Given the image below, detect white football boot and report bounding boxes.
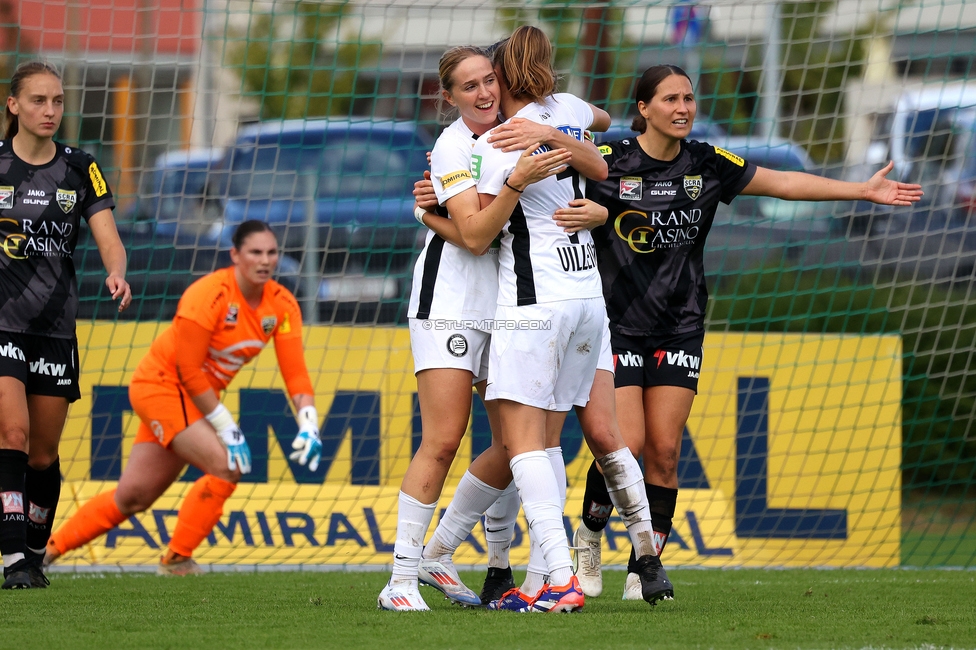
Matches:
[571,525,603,597]
[418,558,481,606]
[622,572,643,600]
[377,581,430,611]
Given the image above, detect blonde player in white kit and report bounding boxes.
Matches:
[378,45,572,612]
[452,26,667,613]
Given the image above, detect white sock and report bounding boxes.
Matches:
[390,491,436,585]
[597,449,656,558]
[546,447,567,511]
[519,447,569,594]
[510,450,573,586]
[2,552,25,569]
[422,470,502,560]
[484,482,519,569]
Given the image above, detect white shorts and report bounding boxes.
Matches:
[409,319,490,383]
[486,298,605,411]
[597,313,613,374]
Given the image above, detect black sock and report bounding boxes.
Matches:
[25,457,60,558]
[580,459,614,533]
[646,483,678,556]
[0,449,29,564]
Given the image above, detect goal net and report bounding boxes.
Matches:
[9,0,970,569]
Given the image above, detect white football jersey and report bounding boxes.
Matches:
[471,93,603,307]
[408,118,499,321]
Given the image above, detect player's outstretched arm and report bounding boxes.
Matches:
[88,208,132,312]
[741,161,923,206]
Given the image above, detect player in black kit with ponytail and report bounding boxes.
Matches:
[0,61,130,589]
[568,64,923,600]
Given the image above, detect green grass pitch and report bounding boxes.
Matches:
[5,568,974,649]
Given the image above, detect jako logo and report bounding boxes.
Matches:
[614,351,644,368]
[588,503,613,518]
[29,358,66,376]
[652,349,701,370]
[0,342,25,361]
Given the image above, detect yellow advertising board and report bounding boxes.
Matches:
[55,323,901,569]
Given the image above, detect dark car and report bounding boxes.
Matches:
[73,222,302,322]
[75,148,300,322]
[134,148,228,245]
[704,136,846,274]
[218,119,434,322]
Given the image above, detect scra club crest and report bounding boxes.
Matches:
[683,175,702,200]
[56,189,77,214]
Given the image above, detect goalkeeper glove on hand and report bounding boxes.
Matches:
[290,406,322,472]
[205,403,252,474]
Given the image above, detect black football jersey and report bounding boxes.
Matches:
[588,138,756,337]
[0,141,115,338]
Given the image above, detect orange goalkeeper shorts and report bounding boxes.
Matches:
[130,378,205,448]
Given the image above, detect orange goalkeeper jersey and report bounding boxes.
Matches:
[133,266,313,397]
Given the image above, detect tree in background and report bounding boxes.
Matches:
[224,1,380,121]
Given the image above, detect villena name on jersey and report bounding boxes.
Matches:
[557,241,597,273]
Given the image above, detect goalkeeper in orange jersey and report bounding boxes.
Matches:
[46,220,321,575]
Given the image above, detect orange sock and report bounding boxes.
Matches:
[168,475,237,557]
[50,489,127,555]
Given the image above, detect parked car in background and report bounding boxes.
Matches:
[218,118,434,323]
[706,136,847,274]
[841,82,976,280]
[75,147,299,321]
[133,147,227,245]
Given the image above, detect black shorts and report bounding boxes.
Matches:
[0,331,81,402]
[611,329,704,392]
